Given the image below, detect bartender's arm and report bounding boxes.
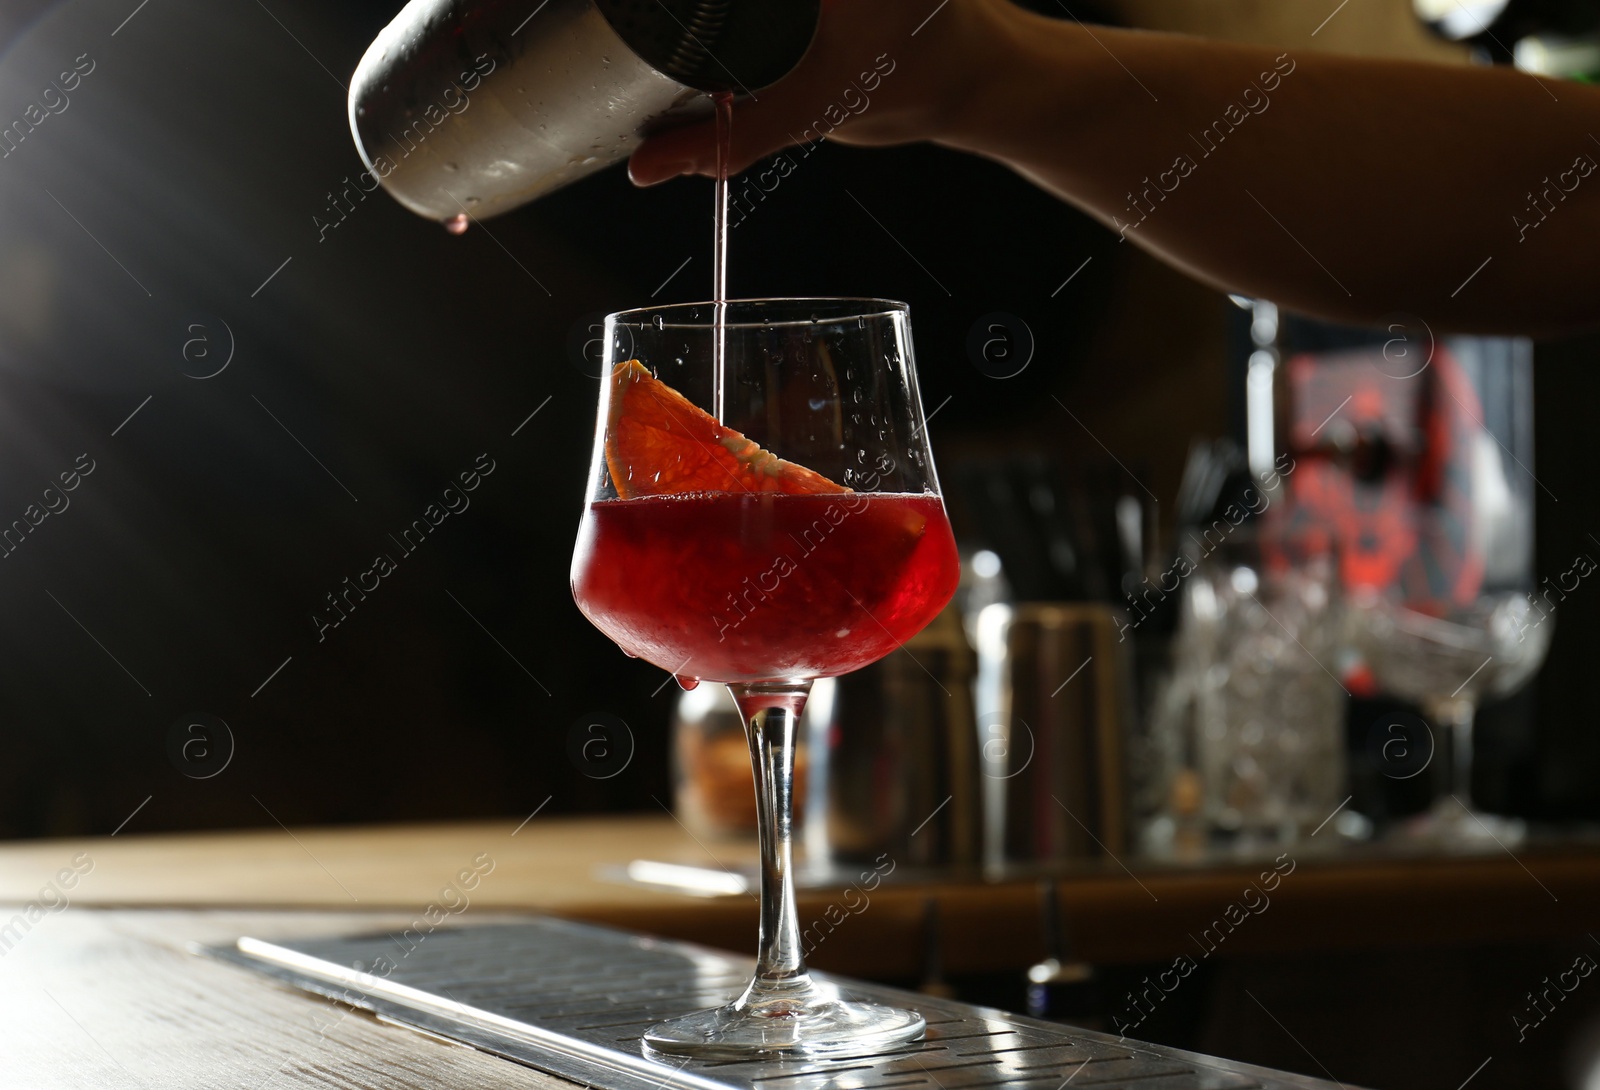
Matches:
[630,0,1600,336]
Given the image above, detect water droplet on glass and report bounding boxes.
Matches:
[444,214,469,235]
[675,675,700,691]
[653,314,666,330]
[808,397,826,411]
[443,161,459,172]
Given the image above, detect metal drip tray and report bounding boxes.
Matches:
[212,917,1344,1090]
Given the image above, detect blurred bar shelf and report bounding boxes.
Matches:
[2,814,1597,974]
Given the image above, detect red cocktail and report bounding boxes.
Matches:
[573,491,959,683]
[570,299,955,1059]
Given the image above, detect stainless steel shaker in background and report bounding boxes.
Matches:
[348,0,821,222]
[975,603,1133,868]
[804,605,982,870]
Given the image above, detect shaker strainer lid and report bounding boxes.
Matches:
[595,0,820,93]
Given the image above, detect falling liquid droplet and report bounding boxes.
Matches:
[622,649,638,659]
[675,675,700,691]
[445,214,469,235]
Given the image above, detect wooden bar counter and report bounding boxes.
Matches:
[1,814,1597,977]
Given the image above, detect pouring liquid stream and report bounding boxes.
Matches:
[711,90,733,424]
[675,90,736,696]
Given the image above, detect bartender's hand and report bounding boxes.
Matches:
[628,0,1011,185]
[632,0,1600,338]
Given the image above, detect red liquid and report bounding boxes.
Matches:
[571,492,960,683]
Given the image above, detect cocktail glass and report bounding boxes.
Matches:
[571,298,960,1058]
[1351,592,1552,842]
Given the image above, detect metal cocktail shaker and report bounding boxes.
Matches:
[974,603,1133,867]
[347,0,820,223]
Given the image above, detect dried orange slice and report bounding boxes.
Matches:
[604,360,850,498]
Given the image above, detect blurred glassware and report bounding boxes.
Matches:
[1350,592,1552,843]
[1270,332,1545,839]
[805,603,980,870]
[1148,533,1347,851]
[958,548,1012,653]
[672,682,817,840]
[675,599,981,866]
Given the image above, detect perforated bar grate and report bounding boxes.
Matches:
[213,917,1354,1090]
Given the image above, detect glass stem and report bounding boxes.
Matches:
[1430,695,1476,811]
[730,680,813,998]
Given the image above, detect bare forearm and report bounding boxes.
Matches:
[942,7,1600,334]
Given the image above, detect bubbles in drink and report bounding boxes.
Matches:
[445,214,469,235]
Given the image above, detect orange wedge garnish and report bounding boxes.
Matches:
[604,360,850,498]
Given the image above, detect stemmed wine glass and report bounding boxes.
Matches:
[1351,592,1551,842]
[571,298,961,1057]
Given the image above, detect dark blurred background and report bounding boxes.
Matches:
[0,0,1593,840]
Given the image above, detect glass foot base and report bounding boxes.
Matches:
[1396,800,1527,846]
[642,980,925,1059]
